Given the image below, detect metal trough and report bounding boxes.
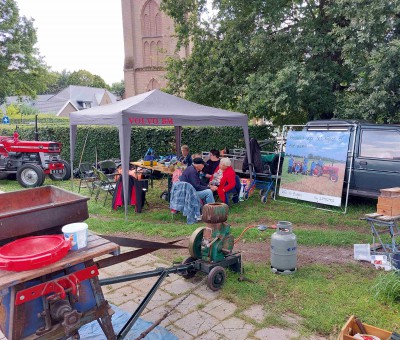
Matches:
[0,185,89,244]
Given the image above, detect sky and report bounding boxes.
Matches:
[16,0,125,85]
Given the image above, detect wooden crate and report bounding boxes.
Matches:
[380,187,400,197]
[377,195,400,216]
[338,315,392,340]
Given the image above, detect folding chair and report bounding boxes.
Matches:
[78,162,95,194]
[92,167,117,206]
[98,160,117,178]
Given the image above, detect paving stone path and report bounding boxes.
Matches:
[0,248,332,339]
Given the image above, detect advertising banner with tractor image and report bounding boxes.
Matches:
[279,130,350,207]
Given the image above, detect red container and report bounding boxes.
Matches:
[0,235,71,271]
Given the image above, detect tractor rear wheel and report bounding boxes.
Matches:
[48,160,71,181]
[17,164,45,188]
[207,266,226,291]
[330,173,338,182]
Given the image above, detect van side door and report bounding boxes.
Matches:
[353,127,400,195]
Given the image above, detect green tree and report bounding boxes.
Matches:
[67,70,108,89]
[330,0,400,123]
[0,0,47,104]
[162,0,400,125]
[110,80,125,98]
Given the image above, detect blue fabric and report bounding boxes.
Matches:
[225,175,242,204]
[179,153,192,166]
[180,165,208,191]
[196,188,215,204]
[169,182,201,224]
[78,304,177,340]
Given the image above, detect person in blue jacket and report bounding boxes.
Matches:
[310,161,316,176]
[294,162,300,175]
[180,157,215,204]
[288,156,294,174]
[179,145,192,166]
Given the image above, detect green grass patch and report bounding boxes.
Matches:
[222,263,400,335]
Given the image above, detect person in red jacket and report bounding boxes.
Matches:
[209,157,236,203]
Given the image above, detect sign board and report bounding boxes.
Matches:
[2,116,10,124]
[279,130,350,207]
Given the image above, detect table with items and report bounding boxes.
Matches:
[130,161,178,201]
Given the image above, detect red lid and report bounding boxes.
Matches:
[0,235,71,271]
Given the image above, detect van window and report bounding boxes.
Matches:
[360,130,400,159]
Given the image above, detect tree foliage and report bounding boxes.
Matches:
[162,0,400,124]
[0,0,47,104]
[110,80,125,98]
[42,69,109,94]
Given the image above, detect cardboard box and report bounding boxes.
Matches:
[338,315,392,340]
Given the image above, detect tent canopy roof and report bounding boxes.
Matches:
[69,90,248,127]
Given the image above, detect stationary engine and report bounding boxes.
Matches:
[188,203,234,263]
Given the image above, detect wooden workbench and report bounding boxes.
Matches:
[0,232,119,291]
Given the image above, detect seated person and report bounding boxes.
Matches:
[202,149,220,184]
[179,157,215,204]
[179,145,192,166]
[209,157,237,203]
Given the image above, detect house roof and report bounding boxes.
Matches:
[49,85,117,110]
[5,86,117,116]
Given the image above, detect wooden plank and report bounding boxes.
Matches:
[365,213,382,218]
[0,233,119,290]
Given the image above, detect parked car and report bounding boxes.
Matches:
[305,120,400,198]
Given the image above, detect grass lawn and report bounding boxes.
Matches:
[0,177,398,338]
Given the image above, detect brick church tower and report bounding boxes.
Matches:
[121,0,190,97]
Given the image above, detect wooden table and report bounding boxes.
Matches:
[0,233,119,340]
[131,162,176,200]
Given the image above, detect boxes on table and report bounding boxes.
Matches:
[377,187,400,216]
[142,160,157,166]
[338,315,392,340]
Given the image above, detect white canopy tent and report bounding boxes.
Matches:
[69,90,252,216]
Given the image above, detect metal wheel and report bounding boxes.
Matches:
[207,266,226,291]
[188,227,205,259]
[259,189,266,197]
[17,164,45,188]
[261,195,267,204]
[48,160,71,181]
[179,256,198,279]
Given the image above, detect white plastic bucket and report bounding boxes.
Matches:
[353,244,371,262]
[62,223,88,251]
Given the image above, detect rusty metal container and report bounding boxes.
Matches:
[0,185,89,245]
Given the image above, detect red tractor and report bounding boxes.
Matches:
[313,164,339,182]
[0,132,71,188]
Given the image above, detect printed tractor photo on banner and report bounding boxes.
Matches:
[279,130,350,207]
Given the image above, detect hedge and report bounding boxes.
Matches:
[0,124,273,164]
